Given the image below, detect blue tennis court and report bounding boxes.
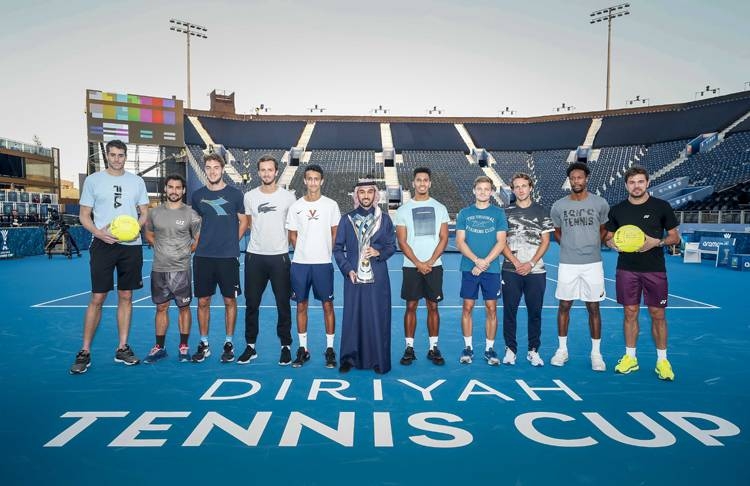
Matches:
[2,244,748,485]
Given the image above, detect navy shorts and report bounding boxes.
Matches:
[193,256,241,299]
[290,262,334,303]
[460,271,502,301]
[615,269,668,307]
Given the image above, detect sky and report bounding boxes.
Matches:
[1,0,748,187]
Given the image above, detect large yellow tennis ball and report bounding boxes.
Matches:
[110,215,141,242]
[613,224,646,253]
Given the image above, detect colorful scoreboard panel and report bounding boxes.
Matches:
[86,90,184,147]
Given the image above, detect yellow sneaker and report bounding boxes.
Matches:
[614,354,639,374]
[655,358,675,381]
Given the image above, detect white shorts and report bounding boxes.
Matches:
[555,262,606,302]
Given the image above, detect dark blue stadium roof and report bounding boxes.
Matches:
[390,123,467,152]
[596,95,750,146]
[307,122,381,150]
[183,117,205,147]
[465,119,591,151]
[198,117,305,149]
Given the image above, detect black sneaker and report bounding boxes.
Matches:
[292,347,310,368]
[324,347,337,368]
[427,346,445,366]
[237,345,257,364]
[192,342,211,363]
[278,346,292,366]
[70,350,91,374]
[399,346,416,365]
[339,361,352,373]
[114,344,140,365]
[221,342,235,363]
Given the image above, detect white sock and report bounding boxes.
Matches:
[656,348,667,360]
[558,336,568,351]
[486,339,495,351]
[626,347,636,358]
[249,343,256,349]
[591,338,601,356]
[463,336,472,348]
[429,336,438,349]
[299,333,308,350]
[326,333,335,349]
[405,337,414,348]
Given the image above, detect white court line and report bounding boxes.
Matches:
[132,295,153,303]
[34,304,717,310]
[30,274,152,308]
[543,262,719,309]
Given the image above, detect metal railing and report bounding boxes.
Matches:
[675,210,749,224]
[0,138,52,158]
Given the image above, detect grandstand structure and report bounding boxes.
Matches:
[180,90,750,219]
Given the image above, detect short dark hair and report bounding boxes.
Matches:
[164,174,186,189]
[566,162,590,177]
[624,165,650,182]
[304,164,324,179]
[105,140,127,155]
[257,155,278,171]
[204,152,225,167]
[413,167,431,179]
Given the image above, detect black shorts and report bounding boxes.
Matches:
[89,239,144,293]
[193,255,241,298]
[151,270,192,307]
[401,266,444,302]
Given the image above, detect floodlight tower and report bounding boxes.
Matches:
[169,19,208,109]
[590,3,631,110]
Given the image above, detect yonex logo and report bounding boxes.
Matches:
[643,215,650,219]
[660,299,667,305]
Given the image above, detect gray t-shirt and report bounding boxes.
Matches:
[550,193,609,264]
[147,203,201,272]
[244,186,296,255]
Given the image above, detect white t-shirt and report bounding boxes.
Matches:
[244,186,296,255]
[286,195,341,264]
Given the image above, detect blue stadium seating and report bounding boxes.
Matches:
[596,94,750,146]
[307,122,382,150]
[466,119,590,151]
[728,116,750,134]
[198,117,305,149]
[227,148,288,190]
[391,123,467,152]
[184,117,205,147]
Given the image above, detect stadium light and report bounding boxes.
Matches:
[499,106,517,116]
[254,103,271,114]
[553,102,576,113]
[427,105,443,115]
[590,3,631,110]
[371,104,389,115]
[169,18,208,109]
[309,104,326,113]
[745,81,750,90]
[695,85,720,99]
[626,95,649,106]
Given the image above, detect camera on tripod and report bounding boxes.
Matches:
[45,208,81,259]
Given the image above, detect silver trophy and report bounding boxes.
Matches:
[350,211,381,284]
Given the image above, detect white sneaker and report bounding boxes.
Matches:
[591,353,606,372]
[527,350,544,367]
[502,347,516,365]
[550,348,569,366]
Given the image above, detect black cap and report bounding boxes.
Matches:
[567,162,590,176]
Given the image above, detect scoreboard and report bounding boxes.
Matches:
[86,90,185,147]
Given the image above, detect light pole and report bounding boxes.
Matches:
[427,105,443,115]
[627,95,649,106]
[590,3,631,110]
[371,104,389,115]
[309,104,326,114]
[695,85,720,99]
[169,19,208,109]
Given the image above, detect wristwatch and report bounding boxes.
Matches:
[658,239,665,247]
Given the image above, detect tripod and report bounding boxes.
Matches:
[45,222,81,259]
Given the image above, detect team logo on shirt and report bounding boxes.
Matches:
[306,209,319,221]
[113,185,122,209]
[175,219,185,226]
[201,197,229,216]
[258,202,277,214]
